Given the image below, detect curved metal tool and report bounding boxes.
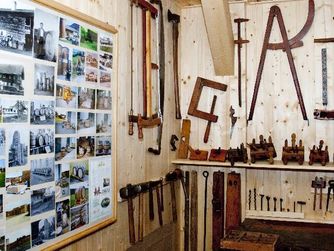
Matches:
[202,171,209,251]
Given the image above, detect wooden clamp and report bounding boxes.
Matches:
[247,135,277,164]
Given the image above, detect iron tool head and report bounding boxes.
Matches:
[234,18,249,23]
[168,9,180,23]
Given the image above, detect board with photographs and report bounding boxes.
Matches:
[0,0,117,250]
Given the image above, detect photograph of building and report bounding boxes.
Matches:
[56,84,77,109]
[85,68,98,84]
[59,18,79,45]
[99,53,112,71]
[31,187,55,216]
[96,113,111,134]
[55,137,76,161]
[31,216,55,247]
[34,63,55,96]
[30,157,54,186]
[55,110,76,134]
[6,169,30,194]
[77,136,94,159]
[80,26,97,51]
[8,129,28,168]
[0,159,4,187]
[0,64,24,96]
[0,194,3,218]
[96,136,111,157]
[72,49,85,83]
[30,129,54,155]
[77,112,95,134]
[70,203,88,231]
[0,232,3,251]
[0,129,5,155]
[0,1,34,56]
[99,71,111,88]
[5,194,30,226]
[86,52,98,68]
[56,199,70,236]
[57,44,72,81]
[99,33,112,53]
[55,163,69,199]
[33,9,58,62]
[5,226,31,251]
[78,87,95,110]
[70,185,88,208]
[96,90,111,110]
[30,100,54,125]
[0,99,28,123]
[70,160,88,185]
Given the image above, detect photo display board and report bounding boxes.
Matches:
[0,0,117,250]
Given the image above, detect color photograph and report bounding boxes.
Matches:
[80,27,97,51]
[34,63,55,96]
[96,136,111,157]
[99,52,113,71]
[55,110,76,135]
[5,193,30,226]
[77,112,95,134]
[86,52,98,68]
[30,100,55,125]
[70,203,88,231]
[78,87,95,110]
[0,194,3,220]
[56,199,70,236]
[31,186,55,216]
[0,160,4,187]
[55,163,69,199]
[96,113,111,134]
[70,160,89,185]
[0,99,28,123]
[97,90,112,110]
[55,137,76,161]
[59,18,79,45]
[99,33,113,53]
[57,44,72,81]
[30,158,54,186]
[0,129,5,156]
[77,136,94,159]
[30,129,54,155]
[0,0,34,56]
[72,48,85,83]
[8,129,28,168]
[85,68,98,84]
[70,184,88,208]
[0,64,24,96]
[33,9,59,62]
[99,71,111,88]
[31,216,55,247]
[56,84,77,109]
[6,168,30,194]
[5,225,31,251]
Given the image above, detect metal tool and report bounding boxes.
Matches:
[248,189,251,210]
[138,193,144,242]
[315,38,334,43]
[273,197,277,211]
[326,180,334,212]
[248,0,314,122]
[185,171,190,251]
[119,184,136,244]
[204,95,217,143]
[212,172,224,251]
[312,177,326,210]
[234,18,249,107]
[170,134,179,151]
[260,194,264,211]
[266,196,270,211]
[128,1,135,136]
[294,201,296,212]
[229,106,237,139]
[190,171,198,251]
[297,201,306,213]
[203,171,209,251]
[321,48,328,106]
[254,188,257,210]
[280,198,283,212]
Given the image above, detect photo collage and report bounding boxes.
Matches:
[0,0,114,250]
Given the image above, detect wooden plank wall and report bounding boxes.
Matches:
[179,0,334,250]
[48,0,181,250]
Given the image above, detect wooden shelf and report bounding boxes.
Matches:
[172,159,334,172]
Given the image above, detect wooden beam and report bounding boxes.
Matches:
[201,0,234,76]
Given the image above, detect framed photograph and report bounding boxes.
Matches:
[95,136,111,156]
[70,203,89,231]
[5,226,31,251]
[96,113,111,134]
[56,84,77,109]
[77,136,94,159]
[72,49,85,83]
[30,100,55,125]
[30,129,54,155]
[99,33,113,53]
[85,68,98,84]
[34,63,55,96]
[80,26,97,51]
[78,87,95,110]
[5,194,30,227]
[70,160,89,185]
[99,52,112,71]
[56,199,70,236]
[33,9,59,62]
[0,99,28,123]
[8,128,28,168]
[55,163,69,199]
[31,216,55,247]
[30,158,54,186]
[99,71,111,88]
[6,168,30,194]
[0,194,3,220]
[57,44,72,81]
[55,110,76,135]
[70,184,88,208]
[96,90,111,110]
[31,186,55,216]
[86,52,98,69]
[59,18,80,46]
[55,137,76,161]
[0,129,5,156]
[0,160,4,188]
[77,112,95,134]
[0,64,25,96]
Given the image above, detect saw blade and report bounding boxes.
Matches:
[322,48,328,106]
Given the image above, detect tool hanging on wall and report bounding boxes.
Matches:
[168,10,182,120]
[190,171,198,251]
[248,0,315,123]
[178,119,191,159]
[229,106,237,139]
[202,171,209,251]
[234,18,249,108]
[212,171,224,251]
[129,1,135,136]
[226,172,241,233]
[184,171,190,251]
[188,77,227,143]
[170,134,179,151]
[326,180,334,212]
[138,192,144,242]
[311,177,326,211]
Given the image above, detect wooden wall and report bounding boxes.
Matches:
[49,0,181,250]
[179,0,334,250]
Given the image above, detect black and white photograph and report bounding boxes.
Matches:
[31,216,55,247]
[70,203,88,231]
[0,129,5,155]
[0,64,24,96]
[55,110,76,134]
[0,160,4,188]
[99,71,111,88]
[30,100,55,125]
[99,53,113,71]
[86,52,98,69]
[96,113,111,134]
[5,225,31,251]
[5,193,30,226]
[0,234,3,251]
[96,136,111,156]
[77,136,94,159]
[80,26,97,51]
[57,44,72,81]
[0,99,28,123]
[97,90,111,110]
[72,48,85,83]
[59,18,79,45]
[55,137,76,161]
[8,128,28,168]
[56,84,77,109]
[6,168,30,194]
[99,33,113,53]
[33,9,59,62]
[85,68,98,84]
[31,186,55,216]
[34,63,55,96]
[55,163,69,199]
[77,112,95,134]
[56,199,70,236]
[30,129,54,155]
[70,160,89,185]
[78,87,95,110]
[30,158,54,186]
[0,0,34,56]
